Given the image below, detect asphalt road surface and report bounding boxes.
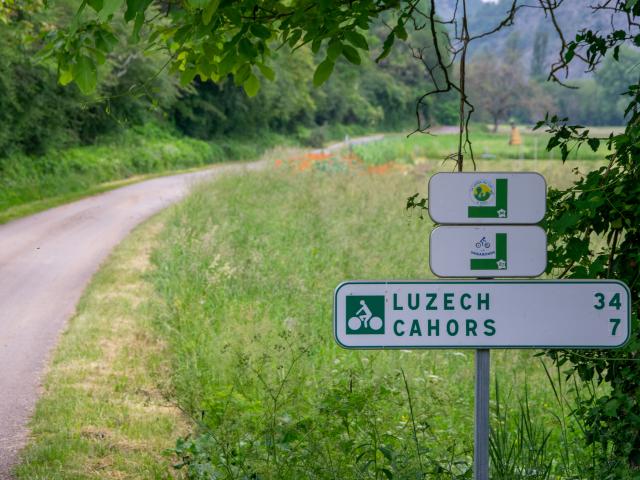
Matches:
[0,161,264,478]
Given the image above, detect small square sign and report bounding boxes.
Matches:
[346,295,385,335]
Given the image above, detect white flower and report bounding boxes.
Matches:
[283,317,297,330]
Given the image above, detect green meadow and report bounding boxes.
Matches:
[352,130,610,167]
[148,153,612,478]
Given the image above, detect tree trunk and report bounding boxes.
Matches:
[492,116,499,133]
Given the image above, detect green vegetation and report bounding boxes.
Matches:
[1,0,456,221]
[351,130,609,167]
[148,165,607,479]
[0,125,286,223]
[1,1,452,160]
[14,211,186,479]
[3,0,639,474]
[536,14,640,466]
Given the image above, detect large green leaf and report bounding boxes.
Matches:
[202,0,220,25]
[87,0,103,13]
[243,73,260,97]
[345,30,368,50]
[58,68,74,86]
[131,12,144,43]
[188,0,208,9]
[257,62,275,81]
[234,63,251,85]
[97,0,124,22]
[238,38,257,59]
[124,0,150,22]
[95,30,118,52]
[376,32,395,62]
[342,44,361,65]
[218,50,237,76]
[180,67,197,85]
[313,58,334,86]
[327,38,342,60]
[250,23,271,39]
[72,56,97,94]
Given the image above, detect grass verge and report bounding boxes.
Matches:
[14,212,188,479]
[149,165,599,479]
[0,167,205,225]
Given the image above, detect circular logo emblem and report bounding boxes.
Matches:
[471,180,494,204]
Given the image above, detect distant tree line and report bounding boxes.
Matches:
[466,30,639,130]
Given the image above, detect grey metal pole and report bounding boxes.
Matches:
[474,348,490,480]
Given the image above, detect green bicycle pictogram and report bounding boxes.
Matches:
[346,296,385,334]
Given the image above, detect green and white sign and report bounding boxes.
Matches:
[428,172,546,224]
[334,280,630,349]
[429,226,547,277]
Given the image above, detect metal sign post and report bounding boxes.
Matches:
[429,171,547,480]
[475,349,490,480]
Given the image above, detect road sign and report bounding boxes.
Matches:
[428,172,546,224]
[429,226,547,277]
[334,280,630,349]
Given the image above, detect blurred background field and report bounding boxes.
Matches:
[1,0,634,225]
[351,128,611,167]
[282,127,612,191]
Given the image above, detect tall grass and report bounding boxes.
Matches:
[150,167,599,479]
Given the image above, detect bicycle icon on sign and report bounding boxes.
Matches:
[348,300,383,332]
[475,237,491,249]
[346,297,385,335]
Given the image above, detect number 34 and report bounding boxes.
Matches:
[594,292,622,310]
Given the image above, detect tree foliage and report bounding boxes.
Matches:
[535,1,640,471]
[39,0,415,95]
[0,0,457,161]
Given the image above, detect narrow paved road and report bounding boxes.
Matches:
[0,161,263,478]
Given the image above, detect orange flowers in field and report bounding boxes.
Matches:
[305,152,332,161]
[275,149,402,174]
[367,163,393,175]
[275,151,333,171]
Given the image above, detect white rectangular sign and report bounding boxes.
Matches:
[334,280,630,349]
[429,226,547,277]
[428,172,546,224]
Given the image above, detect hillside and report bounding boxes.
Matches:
[437,0,615,78]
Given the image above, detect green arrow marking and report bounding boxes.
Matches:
[470,233,507,270]
[468,178,508,218]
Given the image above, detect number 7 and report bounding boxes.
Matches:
[610,318,621,336]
